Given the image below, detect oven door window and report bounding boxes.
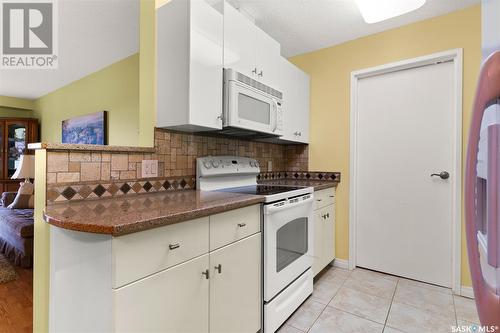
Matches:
[238,93,271,125]
[276,217,308,273]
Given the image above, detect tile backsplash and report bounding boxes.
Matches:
[47,128,309,186]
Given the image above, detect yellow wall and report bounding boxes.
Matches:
[0,96,37,118]
[139,0,156,147]
[0,107,37,118]
[290,5,481,287]
[34,54,140,146]
[0,95,35,110]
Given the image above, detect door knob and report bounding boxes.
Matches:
[431,171,450,180]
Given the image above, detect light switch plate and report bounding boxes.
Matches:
[142,160,158,178]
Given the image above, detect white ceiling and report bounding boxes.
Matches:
[0,0,139,100]
[230,0,481,57]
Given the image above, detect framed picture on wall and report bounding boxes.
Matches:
[62,111,108,145]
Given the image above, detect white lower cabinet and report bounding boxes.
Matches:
[114,234,262,333]
[210,233,261,333]
[312,188,336,276]
[49,205,262,333]
[114,254,210,333]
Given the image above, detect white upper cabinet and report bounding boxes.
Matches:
[223,2,281,88]
[279,59,310,143]
[223,2,256,77]
[255,26,281,88]
[157,0,223,131]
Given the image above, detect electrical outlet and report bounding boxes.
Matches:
[267,160,272,172]
[142,160,158,178]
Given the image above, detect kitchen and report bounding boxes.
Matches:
[0,0,496,332]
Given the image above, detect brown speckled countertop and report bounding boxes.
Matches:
[44,190,265,236]
[28,142,155,153]
[258,179,338,191]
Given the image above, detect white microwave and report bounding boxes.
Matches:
[223,69,283,137]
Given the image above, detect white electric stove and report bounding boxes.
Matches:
[197,156,314,333]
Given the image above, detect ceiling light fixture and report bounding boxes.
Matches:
[354,0,426,24]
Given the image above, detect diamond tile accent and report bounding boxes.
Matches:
[79,185,93,199]
[120,183,131,194]
[93,185,106,197]
[61,187,77,200]
[143,181,153,192]
[132,182,142,193]
[107,183,119,195]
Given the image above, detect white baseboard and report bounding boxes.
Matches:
[332,258,349,270]
[460,286,475,299]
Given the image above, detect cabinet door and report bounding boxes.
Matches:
[313,209,324,276]
[279,59,310,143]
[114,254,209,333]
[210,233,261,333]
[295,68,310,143]
[223,1,257,77]
[255,26,281,87]
[322,205,335,268]
[5,121,28,179]
[190,0,223,130]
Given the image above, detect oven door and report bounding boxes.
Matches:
[225,80,279,136]
[264,194,314,301]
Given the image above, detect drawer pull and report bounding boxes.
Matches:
[169,243,180,250]
[329,195,334,198]
[316,199,322,202]
[237,223,247,228]
[215,264,222,274]
[202,269,209,279]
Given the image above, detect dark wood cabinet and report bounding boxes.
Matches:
[0,118,39,193]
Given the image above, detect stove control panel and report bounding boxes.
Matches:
[197,156,260,177]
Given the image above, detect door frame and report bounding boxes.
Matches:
[349,49,463,293]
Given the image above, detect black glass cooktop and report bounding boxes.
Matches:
[218,185,305,196]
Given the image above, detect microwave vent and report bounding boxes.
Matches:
[236,72,283,100]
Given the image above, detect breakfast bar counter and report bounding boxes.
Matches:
[43,190,265,236]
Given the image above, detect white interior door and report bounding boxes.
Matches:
[354,60,456,287]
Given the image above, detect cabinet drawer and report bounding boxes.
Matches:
[314,188,335,210]
[210,205,261,251]
[112,217,209,288]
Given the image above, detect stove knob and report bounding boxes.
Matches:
[203,161,212,169]
[211,160,220,168]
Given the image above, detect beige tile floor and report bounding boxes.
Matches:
[278,267,480,333]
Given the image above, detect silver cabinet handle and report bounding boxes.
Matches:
[215,264,222,274]
[202,269,209,279]
[258,70,263,77]
[169,243,180,250]
[238,223,246,228]
[252,68,257,75]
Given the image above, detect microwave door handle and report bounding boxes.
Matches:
[272,102,278,132]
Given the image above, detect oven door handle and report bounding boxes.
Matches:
[265,195,314,214]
